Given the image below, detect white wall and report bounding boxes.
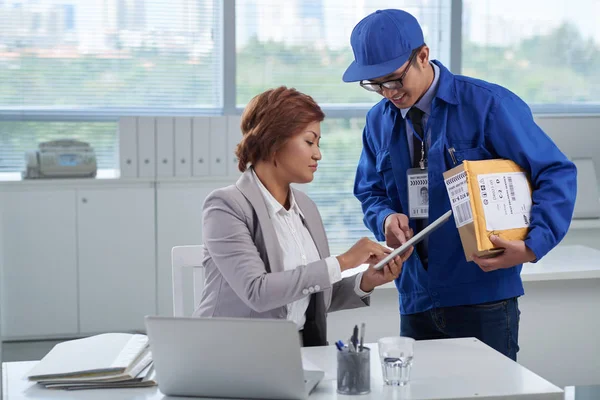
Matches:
[535,115,600,184]
[536,115,600,253]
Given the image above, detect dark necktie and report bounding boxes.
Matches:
[407,107,426,169]
[407,107,428,269]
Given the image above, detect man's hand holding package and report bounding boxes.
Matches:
[472,235,536,272]
[384,213,413,248]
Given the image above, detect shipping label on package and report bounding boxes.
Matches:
[477,172,532,231]
[444,170,473,227]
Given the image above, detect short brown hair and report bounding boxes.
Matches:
[236,86,325,172]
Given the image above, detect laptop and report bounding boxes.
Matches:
[144,316,324,399]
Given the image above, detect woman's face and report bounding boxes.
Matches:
[274,121,322,184]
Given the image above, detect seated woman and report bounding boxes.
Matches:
[195,86,412,346]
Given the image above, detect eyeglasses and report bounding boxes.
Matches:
[359,51,418,94]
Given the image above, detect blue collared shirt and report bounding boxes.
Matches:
[354,60,577,315]
[401,62,440,165]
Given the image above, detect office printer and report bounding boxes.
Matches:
[23,139,97,179]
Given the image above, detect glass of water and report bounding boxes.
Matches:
[378,336,415,386]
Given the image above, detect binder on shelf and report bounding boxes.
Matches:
[209,116,228,176]
[118,117,138,178]
[174,117,192,177]
[156,117,175,177]
[137,117,156,178]
[227,115,242,177]
[192,117,210,177]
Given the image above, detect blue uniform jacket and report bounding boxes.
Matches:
[354,60,577,315]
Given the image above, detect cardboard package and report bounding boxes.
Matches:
[443,159,533,261]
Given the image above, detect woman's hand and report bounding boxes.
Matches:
[359,246,414,292]
[336,237,392,272]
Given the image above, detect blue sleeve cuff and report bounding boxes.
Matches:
[524,227,553,263]
[376,209,396,242]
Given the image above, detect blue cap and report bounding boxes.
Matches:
[342,9,424,82]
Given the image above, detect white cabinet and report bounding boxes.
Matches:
[0,190,79,338]
[0,180,224,339]
[156,184,216,316]
[77,186,156,333]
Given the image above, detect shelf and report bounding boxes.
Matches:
[569,218,600,230]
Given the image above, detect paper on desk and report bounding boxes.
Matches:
[36,347,152,383]
[41,361,157,390]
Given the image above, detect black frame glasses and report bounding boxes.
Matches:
[359,50,419,93]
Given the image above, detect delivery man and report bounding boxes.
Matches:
[343,9,577,360]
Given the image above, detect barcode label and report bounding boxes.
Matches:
[455,202,473,225]
[444,171,473,228]
[450,183,466,198]
[507,176,516,201]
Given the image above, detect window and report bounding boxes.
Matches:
[2,1,597,251]
[236,0,451,107]
[0,0,222,173]
[304,118,375,254]
[462,0,600,110]
[235,1,452,251]
[0,0,223,112]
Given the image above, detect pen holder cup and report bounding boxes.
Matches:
[336,346,370,395]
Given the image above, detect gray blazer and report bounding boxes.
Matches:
[194,169,369,345]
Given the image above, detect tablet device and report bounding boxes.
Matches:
[373,210,453,270]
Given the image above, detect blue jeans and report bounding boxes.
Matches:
[400,297,520,361]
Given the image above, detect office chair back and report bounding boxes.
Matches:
[171,245,205,317]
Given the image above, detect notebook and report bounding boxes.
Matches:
[26,333,156,390]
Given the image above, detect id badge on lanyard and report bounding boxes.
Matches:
[406,119,428,219]
[407,167,428,219]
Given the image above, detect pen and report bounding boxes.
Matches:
[359,323,365,351]
[335,340,344,351]
[348,337,355,352]
[448,147,457,165]
[352,325,359,351]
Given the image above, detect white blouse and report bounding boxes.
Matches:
[252,169,369,330]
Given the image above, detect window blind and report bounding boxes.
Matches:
[236,0,452,107]
[0,0,222,173]
[0,0,223,110]
[236,1,451,254]
[463,0,600,107]
[304,118,375,255]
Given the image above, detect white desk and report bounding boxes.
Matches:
[334,245,600,388]
[2,338,563,400]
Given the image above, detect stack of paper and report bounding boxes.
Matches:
[26,333,157,390]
